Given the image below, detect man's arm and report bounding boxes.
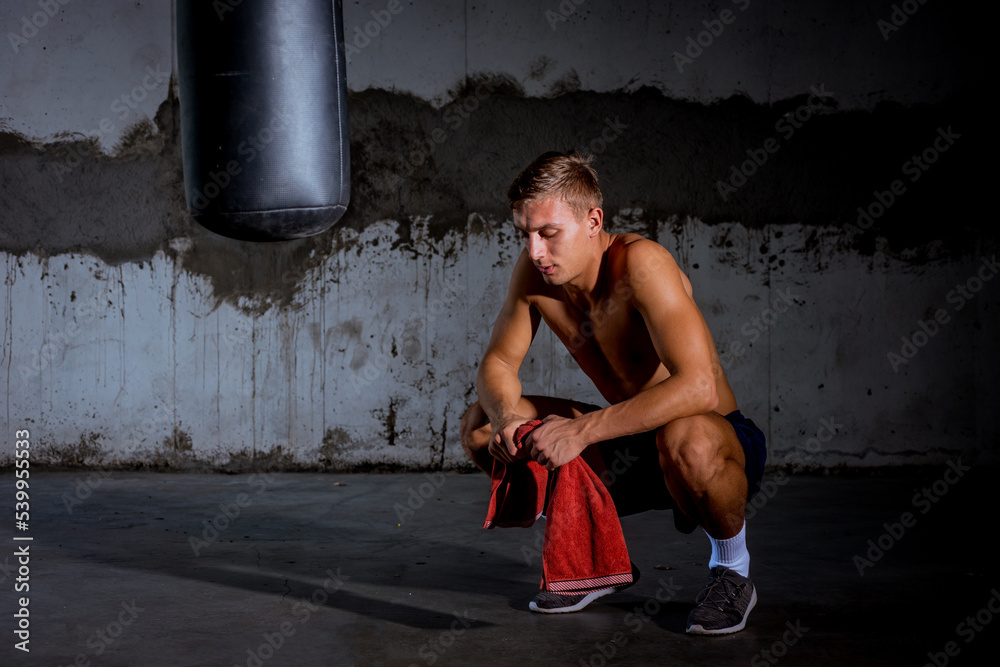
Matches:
[527,240,718,468]
[476,251,541,462]
[578,240,719,439]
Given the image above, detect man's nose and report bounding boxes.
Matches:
[527,235,544,260]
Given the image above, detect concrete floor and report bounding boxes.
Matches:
[2,466,997,666]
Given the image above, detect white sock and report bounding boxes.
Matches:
[706,522,750,578]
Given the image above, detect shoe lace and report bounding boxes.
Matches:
[695,569,744,611]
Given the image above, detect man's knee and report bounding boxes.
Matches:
[460,402,490,454]
[656,417,727,494]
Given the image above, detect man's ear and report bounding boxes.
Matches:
[587,207,604,237]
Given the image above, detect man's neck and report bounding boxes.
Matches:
[561,232,614,312]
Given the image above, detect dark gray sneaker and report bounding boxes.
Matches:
[686,566,757,635]
[529,563,640,614]
[529,589,617,614]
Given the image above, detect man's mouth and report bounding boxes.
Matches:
[538,265,555,275]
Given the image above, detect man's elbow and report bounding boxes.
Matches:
[478,354,518,389]
[476,361,495,397]
[692,373,718,414]
[478,354,503,380]
[475,358,489,385]
[703,388,719,414]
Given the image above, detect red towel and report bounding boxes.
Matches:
[483,420,634,595]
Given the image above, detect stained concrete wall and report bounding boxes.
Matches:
[0,0,993,470]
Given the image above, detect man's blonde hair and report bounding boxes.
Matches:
[507,150,603,219]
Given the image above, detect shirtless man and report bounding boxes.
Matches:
[459,151,767,635]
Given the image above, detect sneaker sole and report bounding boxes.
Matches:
[530,564,640,614]
[686,587,757,635]
[529,586,617,614]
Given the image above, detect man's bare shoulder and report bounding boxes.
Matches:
[609,234,681,281]
[606,234,699,307]
[612,232,651,248]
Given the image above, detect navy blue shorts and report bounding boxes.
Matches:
[577,406,768,524]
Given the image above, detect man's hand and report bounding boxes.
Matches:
[487,414,533,464]
[525,415,589,471]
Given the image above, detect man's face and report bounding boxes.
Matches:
[513,197,594,286]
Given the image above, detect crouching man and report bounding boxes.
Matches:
[460,150,766,634]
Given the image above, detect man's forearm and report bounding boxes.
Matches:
[573,372,718,445]
[476,356,524,425]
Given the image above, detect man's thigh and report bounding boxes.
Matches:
[584,410,760,524]
[517,395,598,420]
[592,432,676,517]
[472,397,678,517]
[572,404,676,518]
[659,409,767,500]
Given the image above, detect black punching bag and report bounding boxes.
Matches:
[177,0,350,241]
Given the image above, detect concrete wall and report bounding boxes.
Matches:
[0,0,993,470]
